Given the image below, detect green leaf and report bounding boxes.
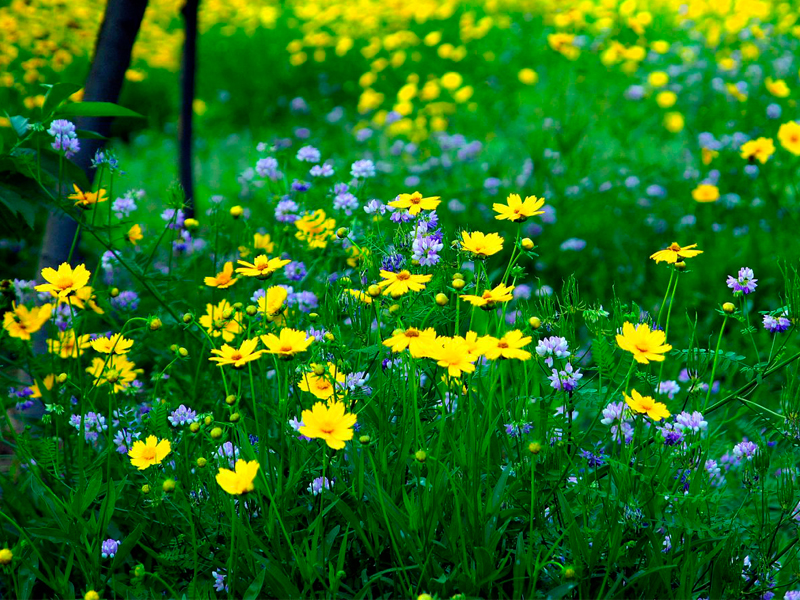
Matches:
[75,129,108,140]
[243,568,267,600]
[0,186,36,228]
[42,83,83,118]
[111,522,145,570]
[77,469,104,516]
[57,102,143,119]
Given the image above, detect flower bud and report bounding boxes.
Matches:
[245,305,257,317]
[230,412,240,423]
[336,227,348,239]
[189,422,200,433]
[170,344,178,352]
[222,307,233,320]
[110,287,120,298]
[178,347,188,358]
[722,302,736,314]
[210,427,223,439]
[313,364,326,376]
[225,394,237,405]
[149,318,162,331]
[196,457,207,468]
[414,450,427,463]
[435,293,449,306]
[674,261,687,271]
[184,218,199,229]
[230,205,243,218]
[359,435,371,444]
[563,566,576,580]
[57,372,68,384]
[452,273,464,280]
[233,302,243,311]
[529,316,542,329]
[309,312,319,321]
[389,304,400,314]
[0,548,12,565]
[204,416,212,426]
[162,478,176,493]
[528,441,542,454]
[84,591,100,600]
[368,284,381,297]
[182,313,192,324]
[452,279,466,290]
[141,484,151,494]
[521,238,534,250]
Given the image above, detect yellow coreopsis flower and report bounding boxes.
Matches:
[128,435,171,470]
[457,331,493,357]
[701,147,718,165]
[482,330,532,361]
[376,270,432,297]
[295,209,336,249]
[199,300,242,342]
[740,137,775,164]
[299,401,357,449]
[765,77,790,98]
[257,286,288,317]
[388,191,441,216]
[616,322,672,364]
[35,263,91,298]
[235,255,291,279]
[460,231,504,258]
[649,242,703,264]
[216,459,260,495]
[30,374,56,399]
[86,354,141,392]
[383,327,438,358]
[460,283,515,308]
[64,286,104,315]
[691,184,719,203]
[344,289,373,304]
[2,303,52,340]
[90,333,134,354]
[127,224,143,245]
[429,337,477,378]
[778,121,800,156]
[204,261,239,289]
[48,329,91,359]
[298,363,347,400]
[68,184,108,209]
[493,193,545,222]
[260,328,313,359]
[209,338,263,368]
[624,389,670,421]
[253,232,275,253]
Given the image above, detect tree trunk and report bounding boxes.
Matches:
[179,0,200,218]
[37,0,149,274]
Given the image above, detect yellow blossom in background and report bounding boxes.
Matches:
[68,185,108,209]
[298,363,347,400]
[128,436,171,470]
[663,111,684,133]
[701,147,718,165]
[460,231,503,257]
[765,77,790,98]
[30,374,56,399]
[257,286,288,317]
[518,68,538,85]
[648,71,668,87]
[388,191,441,216]
[35,263,90,298]
[616,322,672,364]
[344,289,373,304]
[253,232,275,253]
[726,83,747,102]
[216,460,260,495]
[740,137,775,164]
[299,401,357,449]
[692,184,720,203]
[90,333,134,354]
[376,270,432,297]
[199,300,242,342]
[86,354,141,392]
[204,262,239,289]
[624,389,670,421]
[209,338,264,368]
[493,193,545,222]
[295,209,336,248]
[656,90,677,108]
[48,329,91,359]
[127,224,143,245]
[3,303,52,340]
[778,121,800,155]
[650,242,703,264]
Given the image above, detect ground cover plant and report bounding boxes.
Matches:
[2,1,800,599]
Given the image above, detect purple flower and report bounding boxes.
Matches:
[310,164,334,177]
[364,199,387,215]
[289,417,311,441]
[351,159,376,179]
[275,199,299,223]
[411,234,444,267]
[112,193,138,219]
[308,476,334,495]
[784,591,800,600]
[727,267,758,294]
[69,412,108,442]
[216,441,239,468]
[764,314,791,333]
[212,570,228,593]
[560,238,587,252]
[285,261,307,281]
[307,327,327,343]
[675,411,707,434]
[110,291,139,312]
[504,422,533,438]
[601,401,633,444]
[706,459,725,487]
[548,363,583,392]
[256,157,280,179]
[113,428,139,454]
[291,179,311,192]
[161,208,185,230]
[333,191,359,215]
[535,336,570,367]
[101,538,121,559]
[732,440,758,460]
[344,372,372,395]
[656,380,681,399]
[578,447,606,468]
[296,145,321,163]
[48,119,80,158]
[659,423,685,446]
[380,254,406,272]
[168,404,198,427]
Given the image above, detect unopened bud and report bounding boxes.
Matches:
[529,316,542,329]
[210,427,222,439]
[230,205,243,218]
[415,450,427,463]
[435,293,449,306]
[368,285,381,297]
[225,394,237,405]
[149,318,162,331]
[162,478,176,493]
[452,279,466,290]
[722,302,736,314]
[521,238,534,251]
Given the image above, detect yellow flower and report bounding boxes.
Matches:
[204,261,239,289]
[648,71,669,87]
[429,337,477,378]
[766,77,790,98]
[295,209,336,249]
[649,242,703,264]
[198,300,242,342]
[68,184,108,209]
[260,328,313,359]
[382,327,438,358]
[346,244,370,267]
[299,401,357,450]
[726,82,747,102]
[518,68,538,85]
[482,330,532,361]
[30,374,56,399]
[616,322,672,364]
[90,333,134,354]
[778,121,800,156]
[64,286,104,315]
[216,459,260,495]
[298,363,347,400]
[460,231,504,258]
[235,255,291,279]
[128,435,171,470]
[0,548,12,565]
[344,289,373,304]
[48,329,91,359]
[740,137,775,164]
[460,283,515,308]
[624,389,670,421]
[691,184,719,203]
[253,232,275,253]
[440,72,463,90]
[209,338,263,368]
[663,112,684,133]
[35,262,91,298]
[2,303,52,340]
[376,270,432,297]
[127,224,143,245]
[656,90,677,108]
[388,191,441,216]
[701,147,718,165]
[86,354,141,392]
[257,286,288,317]
[493,193,545,222]
[457,331,493,357]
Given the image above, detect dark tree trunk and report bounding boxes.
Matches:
[37,0,149,274]
[179,0,200,218]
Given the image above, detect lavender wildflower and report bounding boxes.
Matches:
[536,336,570,367]
[310,163,334,177]
[48,119,80,158]
[659,423,685,446]
[296,145,321,163]
[285,261,307,281]
[350,159,376,179]
[168,405,198,427]
[411,234,444,267]
[656,380,681,399]
[732,440,758,460]
[113,428,140,454]
[275,199,300,223]
[504,422,533,438]
[727,267,758,294]
[675,411,708,434]
[256,157,280,179]
[364,199,387,215]
[308,476,334,495]
[111,291,139,312]
[289,417,311,441]
[212,570,228,593]
[548,363,583,392]
[764,314,791,333]
[101,539,121,559]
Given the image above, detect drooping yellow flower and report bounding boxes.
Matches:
[701,147,718,165]
[68,184,108,209]
[726,82,747,102]
[295,209,336,249]
[257,286,288,317]
[299,401,357,450]
[649,242,703,264]
[460,283,515,307]
[2,303,52,340]
[90,333,134,354]
[128,435,171,470]
[376,270,432,297]
[765,77,790,98]
[30,374,56,399]
[482,330,532,361]
[344,289,373,304]
[616,322,672,364]
[346,244,370,267]
[35,263,91,298]
[691,184,719,203]
[428,337,477,378]
[64,286,104,314]
[388,191,441,216]
[460,231,504,258]
[216,459,260,495]
[382,327,438,357]
[204,261,239,289]
[86,354,141,392]
[261,328,313,359]
[253,232,275,253]
[198,300,242,342]
[209,338,264,368]
[298,363,346,400]
[124,224,142,246]
[778,121,800,156]
[235,255,291,279]
[624,389,670,421]
[48,329,91,359]
[740,137,775,164]
[493,193,545,222]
